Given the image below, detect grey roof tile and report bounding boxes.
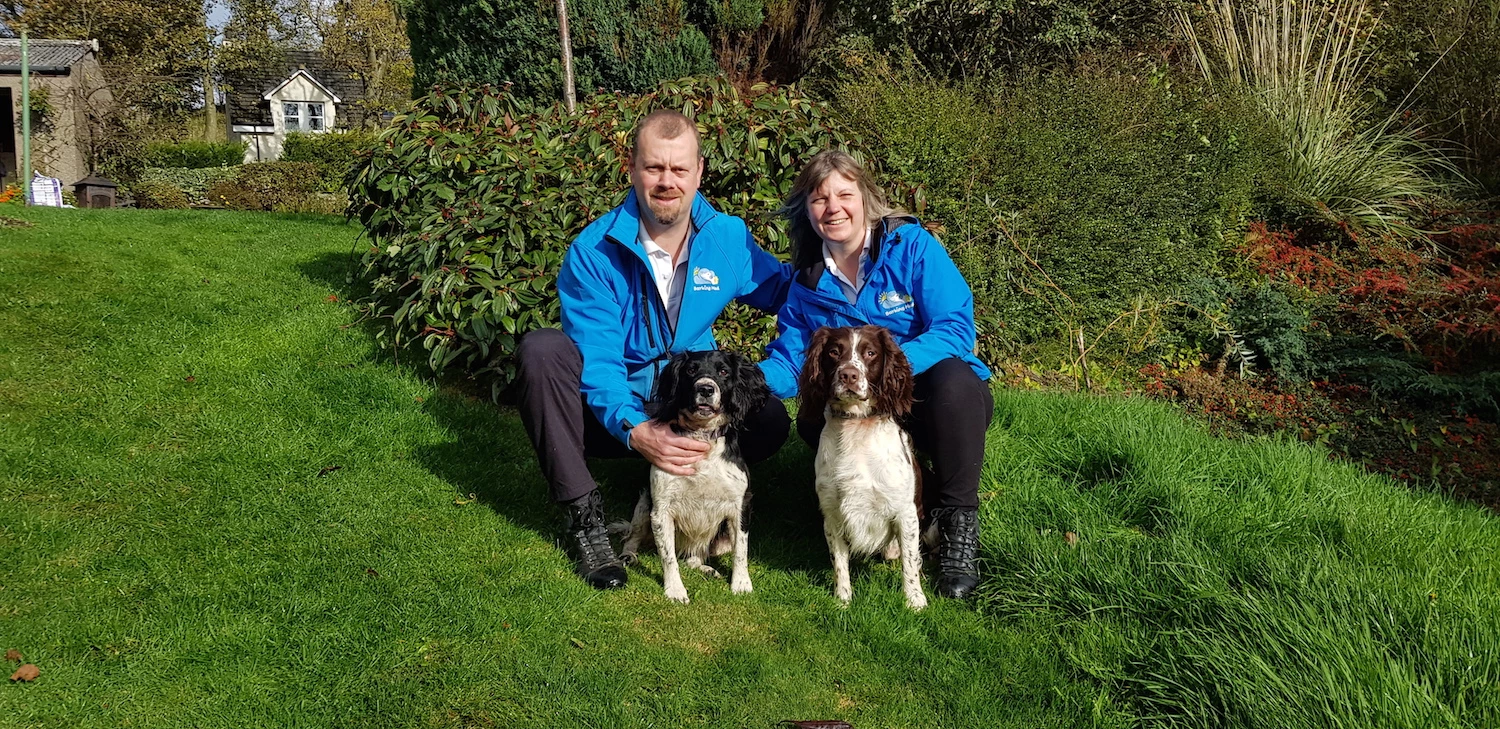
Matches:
[0,39,95,70]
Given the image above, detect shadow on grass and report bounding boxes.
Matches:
[297,248,834,572]
[415,386,833,574]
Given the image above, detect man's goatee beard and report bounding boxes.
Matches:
[647,200,684,226]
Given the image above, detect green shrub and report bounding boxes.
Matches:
[131,180,191,210]
[137,167,240,206]
[822,0,1186,81]
[143,141,246,169]
[206,161,323,212]
[831,61,1278,364]
[348,76,913,384]
[1374,0,1500,193]
[281,131,376,192]
[405,0,716,103]
[1177,277,1317,379]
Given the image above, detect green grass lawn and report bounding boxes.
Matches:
[1,207,1497,728]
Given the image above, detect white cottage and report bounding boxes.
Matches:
[225,51,365,162]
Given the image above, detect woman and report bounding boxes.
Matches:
[759,150,993,600]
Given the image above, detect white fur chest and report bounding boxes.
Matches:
[814,416,917,555]
[649,438,748,548]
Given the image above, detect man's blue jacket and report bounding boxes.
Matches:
[760,216,991,400]
[558,189,791,445]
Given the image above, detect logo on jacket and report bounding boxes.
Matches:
[692,267,720,290]
[879,290,913,314]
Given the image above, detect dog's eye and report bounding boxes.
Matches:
[862,349,876,359]
[827,346,842,358]
[718,367,729,377]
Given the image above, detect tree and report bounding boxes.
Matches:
[2,0,211,118]
[402,0,715,104]
[218,0,299,79]
[300,0,414,122]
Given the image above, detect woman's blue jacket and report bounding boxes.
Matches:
[760,216,991,400]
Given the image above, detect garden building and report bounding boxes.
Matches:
[0,38,110,190]
[225,51,365,163]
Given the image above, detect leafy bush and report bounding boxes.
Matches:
[830,61,1278,364]
[1373,0,1500,193]
[1241,217,1500,412]
[821,0,1186,81]
[137,167,240,206]
[206,161,324,212]
[131,181,191,210]
[282,131,375,192]
[1177,277,1316,379]
[405,0,716,103]
[143,141,246,169]
[348,76,913,383]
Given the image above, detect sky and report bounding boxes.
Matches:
[208,3,230,31]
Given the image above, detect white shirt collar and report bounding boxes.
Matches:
[823,227,872,303]
[639,220,693,329]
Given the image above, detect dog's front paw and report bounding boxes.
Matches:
[906,590,928,611]
[731,574,753,594]
[621,551,639,566]
[664,585,690,604]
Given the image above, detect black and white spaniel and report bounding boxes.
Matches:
[800,325,927,610]
[620,349,769,603]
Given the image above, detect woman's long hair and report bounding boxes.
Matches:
[777,150,903,271]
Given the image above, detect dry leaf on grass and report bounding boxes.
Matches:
[9,664,38,682]
[3,650,19,662]
[1064,531,1079,547]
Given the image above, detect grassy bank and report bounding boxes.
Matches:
[1,208,1496,727]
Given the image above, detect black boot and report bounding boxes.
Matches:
[929,506,980,599]
[562,489,627,590]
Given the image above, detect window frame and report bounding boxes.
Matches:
[281,100,331,133]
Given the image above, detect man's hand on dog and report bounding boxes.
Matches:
[631,421,710,476]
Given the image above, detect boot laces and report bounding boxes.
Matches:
[931,507,979,575]
[565,493,619,570]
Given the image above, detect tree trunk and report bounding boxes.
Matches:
[204,72,218,142]
[557,0,576,113]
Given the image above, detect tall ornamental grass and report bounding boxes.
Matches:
[1177,0,1465,240]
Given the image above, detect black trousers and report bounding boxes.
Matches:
[796,357,994,510]
[515,328,792,503]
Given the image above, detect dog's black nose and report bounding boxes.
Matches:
[695,383,716,399]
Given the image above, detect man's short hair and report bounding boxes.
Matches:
[633,109,702,159]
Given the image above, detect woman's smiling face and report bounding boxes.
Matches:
[807,172,865,249]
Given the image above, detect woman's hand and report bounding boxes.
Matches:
[630,420,710,476]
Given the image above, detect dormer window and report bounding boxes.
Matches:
[283,101,327,132]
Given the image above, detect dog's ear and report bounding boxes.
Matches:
[727,351,769,424]
[652,354,687,423]
[798,327,835,418]
[872,326,914,418]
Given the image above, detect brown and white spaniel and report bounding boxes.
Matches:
[800,325,927,610]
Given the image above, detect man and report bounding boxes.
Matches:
[514,110,792,589]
